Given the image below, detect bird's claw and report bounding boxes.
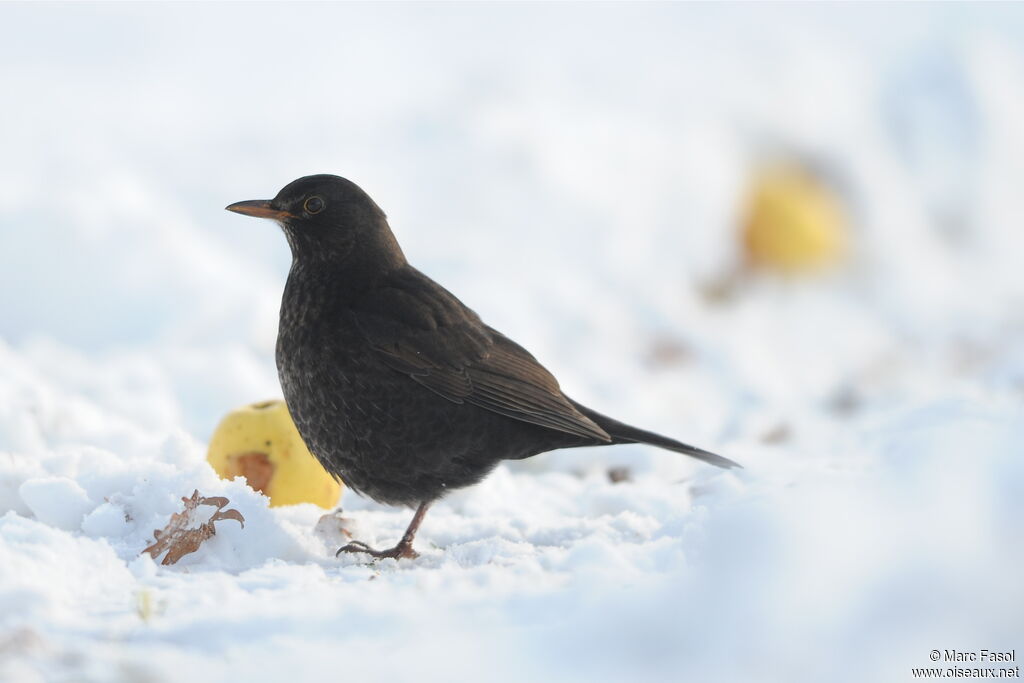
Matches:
[336,539,419,560]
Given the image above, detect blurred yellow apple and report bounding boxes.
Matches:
[206,400,342,508]
[741,165,848,272]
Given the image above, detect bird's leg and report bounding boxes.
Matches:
[336,501,431,560]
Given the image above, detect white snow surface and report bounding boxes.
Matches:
[1,4,1023,682]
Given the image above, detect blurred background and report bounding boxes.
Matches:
[0,3,1022,682]
[1,3,1023,440]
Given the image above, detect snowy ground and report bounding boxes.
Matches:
[1,4,1023,682]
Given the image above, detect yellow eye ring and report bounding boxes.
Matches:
[304,196,325,214]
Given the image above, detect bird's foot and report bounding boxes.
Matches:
[336,539,419,560]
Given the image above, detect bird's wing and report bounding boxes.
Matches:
[351,270,611,442]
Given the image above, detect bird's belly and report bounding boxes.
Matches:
[277,341,516,506]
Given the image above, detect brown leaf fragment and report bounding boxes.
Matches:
[313,509,356,546]
[142,490,245,565]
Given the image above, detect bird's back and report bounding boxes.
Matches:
[276,263,590,506]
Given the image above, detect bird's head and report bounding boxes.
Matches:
[226,174,404,273]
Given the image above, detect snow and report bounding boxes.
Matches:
[1,3,1023,682]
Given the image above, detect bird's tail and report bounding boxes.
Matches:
[568,400,741,470]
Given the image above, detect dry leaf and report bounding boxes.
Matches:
[313,509,356,547]
[142,490,245,565]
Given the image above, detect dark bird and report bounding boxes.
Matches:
[227,175,739,560]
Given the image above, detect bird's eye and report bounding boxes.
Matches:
[304,196,325,214]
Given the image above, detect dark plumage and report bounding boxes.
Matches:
[227,174,739,559]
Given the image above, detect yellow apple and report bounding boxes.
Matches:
[741,164,848,273]
[206,400,342,508]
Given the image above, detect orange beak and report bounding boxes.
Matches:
[225,199,292,220]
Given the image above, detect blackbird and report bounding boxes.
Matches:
[227,174,739,560]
